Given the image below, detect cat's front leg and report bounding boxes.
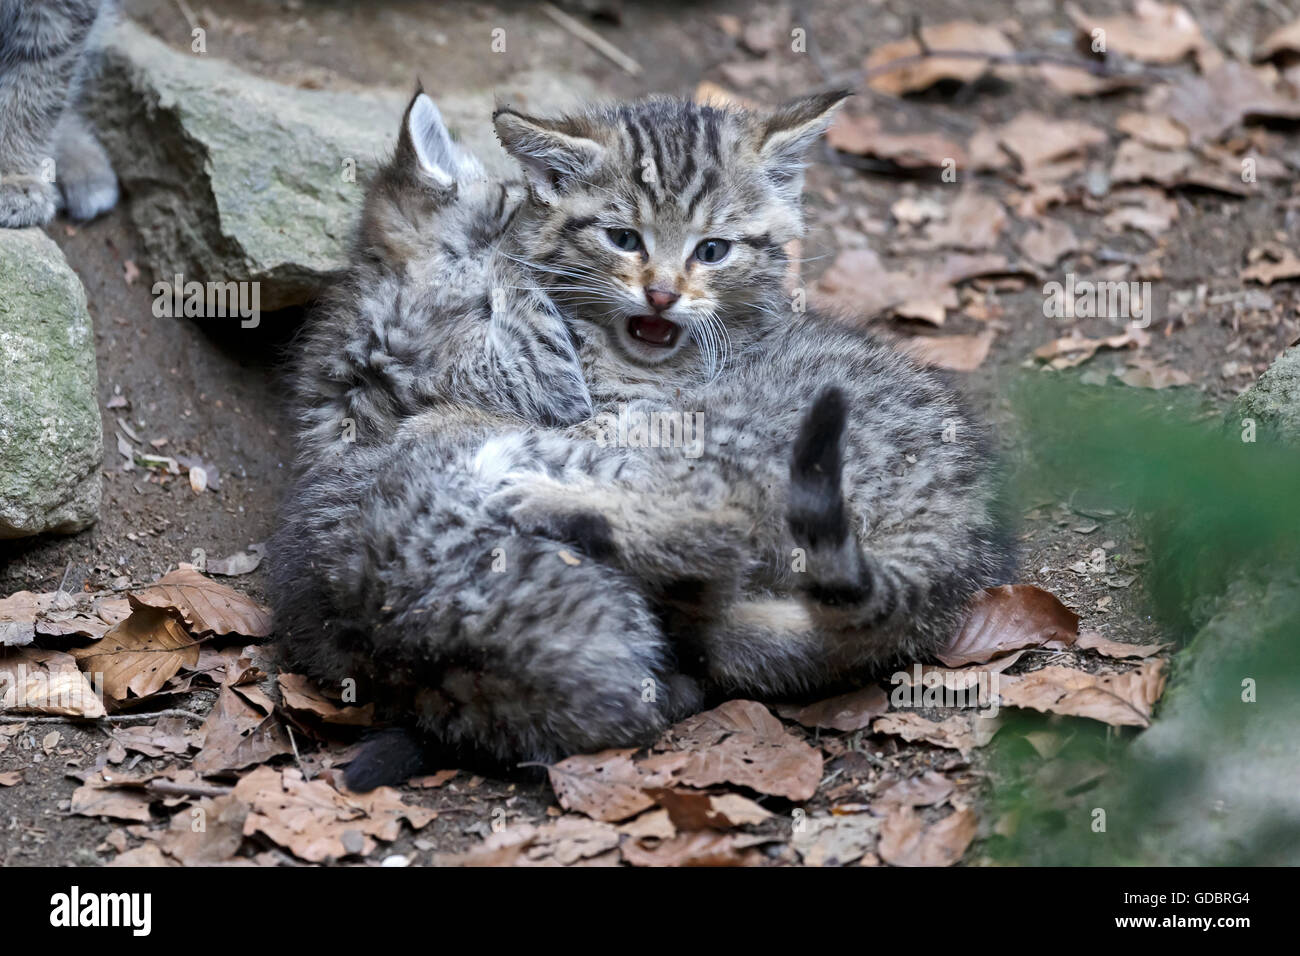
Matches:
[484,474,750,585]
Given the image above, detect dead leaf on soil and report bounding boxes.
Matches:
[193,685,292,772]
[645,788,773,830]
[235,766,435,864]
[1065,1,1215,68]
[877,805,977,867]
[777,685,889,731]
[791,813,878,866]
[996,658,1168,727]
[130,568,272,638]
[277,673,374,727]
[1255,18,1300,64]
[1074,630,1171,659]
[939,585,1080,667]
[827,112,968,169]
[1018,219,1079,269]
[1144,60,1300,145]
[898,330,995,372]
[621,829,766,867]
[1241,249,1300,285]
[996,111,1107,170]
[0,647,106,718]
[1034,327,1150,370]
[863,21,1015,95]
[874,770,956,810]
[70,603,200,704]
[1114,358,1193,389]
[547,747,680,823]
[872,711,1002,757]
[654,699,823,802]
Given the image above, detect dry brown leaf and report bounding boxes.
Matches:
[109,716,199,757]
[1103,187,1180,236]
[791,813,878,866]
[621,829,764,867]
[645,788,773,830]
[918,190,1007,251]
[777,685,889,731]
[997,112,1107,170]
[1074,630,1170,659]
[1114,359,1193,389]
[0,647,106,718]
[996,658,1168,726]
[130,568,272,638]
[547,748,678,823]
[872,711,1002,757]
[1242,250,1300,285]
[618,807,676,840]
[1065,1,1213,67]
[1255,18,1300,64]
[655,699,823,801]
[70,782,155,823]
[235,766,435,863]
[1018,220,1079,269]
[437,817,622,867]
[898,330,995,372]
[827,112,968,169]
[1144,60,1300,145]
[1037,63,1146,96]
[193,685,292,772]
[874,770,956,810]
[277,673,374,726]
[158,794,249,865]
[878,805,977,867]
[863,21,1015,95]
[939,585,1079,667]
[108,844,178,867]
[1034,327,1150,370]
[1115,111,1190,149]
[70,604,200,704]
[0,771,22,786]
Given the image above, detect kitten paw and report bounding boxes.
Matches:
[0,179,57,229]
[486,482,617,560]
[54,114,119,222]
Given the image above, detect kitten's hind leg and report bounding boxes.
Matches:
[0,177,58,229]
[53,112,117,221]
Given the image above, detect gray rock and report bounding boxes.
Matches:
[87,22,597,311]
[1233,343,1300,439]
[0,228,103,538]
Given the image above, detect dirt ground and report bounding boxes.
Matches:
[1,0,1297,865]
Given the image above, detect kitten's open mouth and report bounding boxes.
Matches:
[626,314,681,348]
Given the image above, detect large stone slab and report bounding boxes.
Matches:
[87,22,597,310]
[0,228,103,538]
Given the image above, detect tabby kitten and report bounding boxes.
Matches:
[272,92,714,788]
[0,0,119,227]
[486,93,1015,695]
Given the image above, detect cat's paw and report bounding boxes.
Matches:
[0,179,57,228]
[59,165,118,222]
[54,117,118,222]
[486,481,617,559]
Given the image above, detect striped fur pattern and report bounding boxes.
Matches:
[489,92,1015,694]
[273,91,1014,785]
[273,93,705,780]
[0,0,118,227]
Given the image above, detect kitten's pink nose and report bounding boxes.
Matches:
[644,287,680,312]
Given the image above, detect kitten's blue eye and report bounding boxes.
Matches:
[694,238,731,264]
[606,228,643,253]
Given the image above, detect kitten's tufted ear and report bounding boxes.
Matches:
[757,89,852,195]
[398,89,483,190]
[493,106,605,200]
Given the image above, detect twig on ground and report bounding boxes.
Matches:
[539,2,642,76]
[0,708,207,724]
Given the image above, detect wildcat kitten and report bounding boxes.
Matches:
[272,92,717,788]
[486,93,1015,694]
[0,0,119,227]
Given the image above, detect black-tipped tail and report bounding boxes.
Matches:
[344,728,428,792]
[788,387,849,548]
